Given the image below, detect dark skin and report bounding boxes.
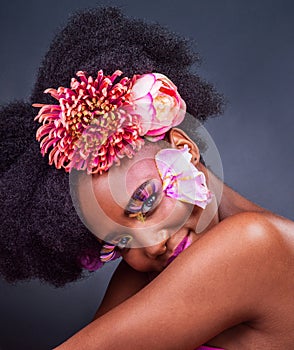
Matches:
[54,129,294,349]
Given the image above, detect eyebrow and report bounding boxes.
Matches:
[103,231,121,243]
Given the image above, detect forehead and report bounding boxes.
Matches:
[105,143,163,200]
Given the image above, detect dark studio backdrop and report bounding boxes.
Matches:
[0,0,293,349]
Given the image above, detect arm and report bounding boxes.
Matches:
[94,260,150,319]
[55,212,282,350]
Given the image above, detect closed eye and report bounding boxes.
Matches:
[125,179,163,218]
[116,235,132,249]
[103,233,133,249]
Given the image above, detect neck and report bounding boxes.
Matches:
[206,168,268,222]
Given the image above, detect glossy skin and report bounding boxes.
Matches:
[55,129,294,349]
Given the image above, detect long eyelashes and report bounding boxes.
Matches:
[125,179,163,220]
[100,243,120,262]
[100,235,133,262]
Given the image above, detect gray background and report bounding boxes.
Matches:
[0,0,293,349]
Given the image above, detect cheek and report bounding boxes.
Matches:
[157,196,193,231]
[123,197,194,248]
[121,249,153,272]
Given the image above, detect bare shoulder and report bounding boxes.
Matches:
[192,211,294,346]
[204,211,294,259]
[180,211,294,311]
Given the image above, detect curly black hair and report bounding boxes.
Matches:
[0,6,224,287]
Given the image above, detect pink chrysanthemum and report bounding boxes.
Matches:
[34,70,144,174]
[68,109,144,174]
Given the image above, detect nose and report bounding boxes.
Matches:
[143,230,169,259]
[144,241,167,259]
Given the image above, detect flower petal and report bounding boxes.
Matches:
[131,74,156,99]
[155,145,212,209]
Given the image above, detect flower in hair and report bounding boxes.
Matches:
[34,70,186,174]
[155,145,212,209]
[79,253,104,272]
[130,73,186,141]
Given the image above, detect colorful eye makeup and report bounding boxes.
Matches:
[100,234,133,262]
[125,179,163,222]
[100,243,120,262]
[116,235,133,249]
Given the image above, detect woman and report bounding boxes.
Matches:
[1,6,293,349]
[59,132,294,350]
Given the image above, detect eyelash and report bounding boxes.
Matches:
[125,179,163,217]
[100,235,132,262]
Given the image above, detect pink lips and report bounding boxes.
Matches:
[167,234,192,266]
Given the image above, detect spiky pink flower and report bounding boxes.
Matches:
[68,109,144,174]
[34,70,144,174]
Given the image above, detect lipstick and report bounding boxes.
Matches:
[166,234,192,266]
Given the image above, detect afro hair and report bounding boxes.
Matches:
[0,6,224,287]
